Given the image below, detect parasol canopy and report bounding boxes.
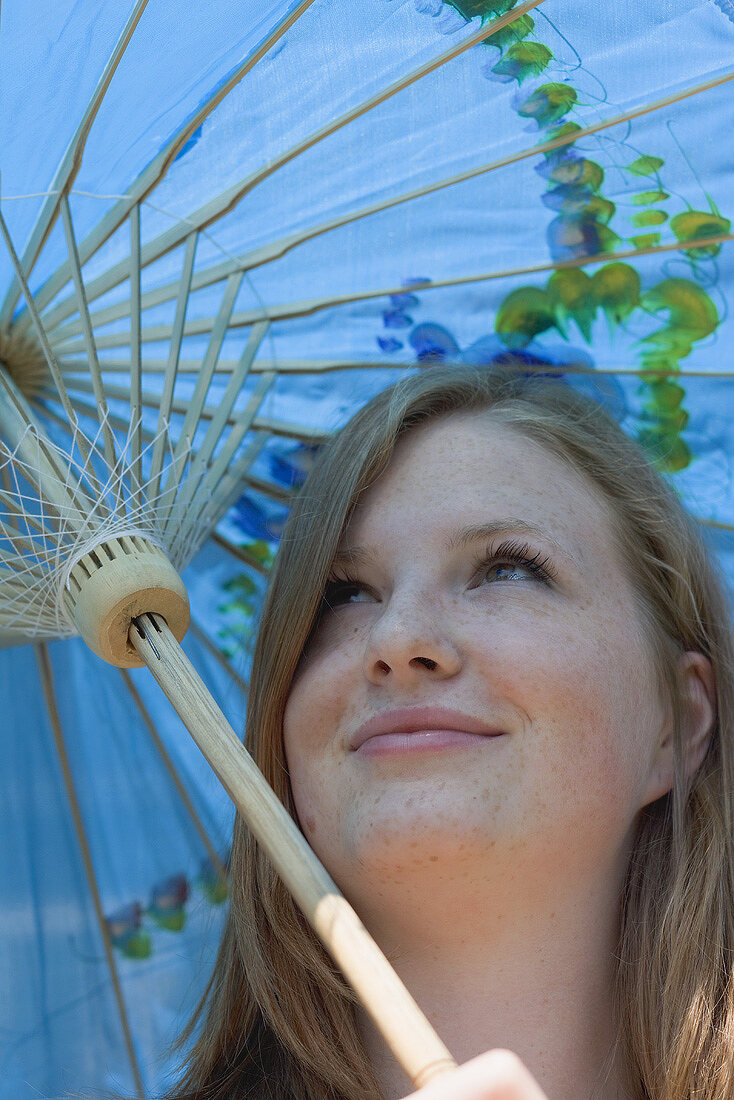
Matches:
[2,0,734,1095]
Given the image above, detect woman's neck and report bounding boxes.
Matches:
[350,854,631,1100]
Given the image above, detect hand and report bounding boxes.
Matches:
[402,1051,550,1100]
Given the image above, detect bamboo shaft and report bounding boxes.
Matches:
[35,644,146,1098]
[128,613,456,1089]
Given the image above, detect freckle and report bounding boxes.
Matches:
[429,855,438,862]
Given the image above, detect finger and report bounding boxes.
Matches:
[402,1050,549,1100]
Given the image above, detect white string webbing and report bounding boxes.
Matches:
[0,411,213,642]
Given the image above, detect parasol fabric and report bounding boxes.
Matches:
[2,0,734,1095]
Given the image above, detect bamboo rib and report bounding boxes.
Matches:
[48,231,734,353]
[4,598,60,633]
[59,356,413,375]
[43,62,733,340]
[169,272,244,467]
[0,514,52,561]
[35,644,146,1098]
[0,0,151,328]
[0,370,98,528]
[0,470,60,542]
[18,0,320,330]
[0,562,47,588]
[43,386,295,553]
[0,209,84,433]
[235,413,328,445]
[64,387,330,445]
[0,540,49,570]
[59,195,120,491]
[0,466,52,525]
[64,391,330,449]
[57,357,734,380]
[195,434,271,535]
[155,273,246,536]
[188,617,250,696]
[211,531,270,577]
[184,321,269,480]
[171,395,277,560]
[64,375,274,433]
[698,518,734,532]
[0,225,106,511]
[129,613,457,1089]
[241,472,295,507]
[36,0,547,333]
[24,401,118,517]
[0,459,12,495]
[149,231,199,498]
[180,370,276,546]
[0,487,65,539]
[120,669,229,883]
[129,205,143,508]
[162,324,270,550]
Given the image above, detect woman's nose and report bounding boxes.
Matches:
[363,591,462,685]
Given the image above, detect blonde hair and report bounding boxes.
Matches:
[168,364,734,1100]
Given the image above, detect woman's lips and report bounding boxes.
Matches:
[350,706,507,755]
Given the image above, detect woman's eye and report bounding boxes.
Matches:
[484,560,537,583]
[322,579,374,608]
[476,543,555,586]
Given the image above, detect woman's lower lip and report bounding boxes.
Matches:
[355,729,505,756]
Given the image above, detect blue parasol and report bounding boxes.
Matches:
[1,0,734,1095]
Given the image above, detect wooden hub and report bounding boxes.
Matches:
[63,535,190,667]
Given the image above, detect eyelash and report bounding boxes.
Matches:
[321,539,556,609]
[470,539,557,586]
[321,572,369,609]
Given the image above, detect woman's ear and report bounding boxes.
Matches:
[677,650,716,778]
[643,651,716,806]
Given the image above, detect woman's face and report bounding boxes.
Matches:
[283,413,671,901]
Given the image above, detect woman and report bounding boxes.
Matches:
[167,365,733,1100]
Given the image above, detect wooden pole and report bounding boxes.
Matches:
[128,612,457,1090]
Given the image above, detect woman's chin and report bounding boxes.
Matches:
[338,812,510,881]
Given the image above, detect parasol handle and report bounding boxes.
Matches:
[128,611,457,1091]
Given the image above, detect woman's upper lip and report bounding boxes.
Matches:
[349,707,506,751]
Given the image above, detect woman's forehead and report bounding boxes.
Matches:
[340,413,620,570]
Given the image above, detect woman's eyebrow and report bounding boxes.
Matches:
[447,520,580,566]
[330,545,376,571]
[334,520,579,570]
